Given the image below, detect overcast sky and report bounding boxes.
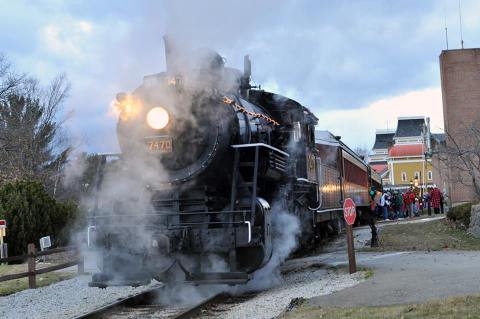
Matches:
[1,0,479,152]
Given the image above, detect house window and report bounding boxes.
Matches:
[428,171,433,180]
[414,171,420,180]
[401,172,407,182]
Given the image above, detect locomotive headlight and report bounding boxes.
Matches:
[113,93,142,121]
[146,107,170,130]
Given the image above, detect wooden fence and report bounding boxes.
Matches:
[0,244,84,289]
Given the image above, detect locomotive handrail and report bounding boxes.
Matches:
[87,226,96,247]
[169,221,246,226]
[230,143,290,157]
[297,178,317,184]
[91,209,252,218]
[244,221,251,243]
[315,208,343,213]
[91,222,248,229]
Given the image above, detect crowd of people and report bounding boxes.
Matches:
[372,186,445,221]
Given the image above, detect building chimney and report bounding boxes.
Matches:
[426,117,432,152]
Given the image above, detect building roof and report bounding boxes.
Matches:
[315,130,339,146]
[388,144,425,157]
[373,132,395,149]
[370,163,388,174]
[394,117,426,138]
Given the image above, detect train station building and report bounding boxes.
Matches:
[368,117,446,192]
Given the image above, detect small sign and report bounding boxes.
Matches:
[0,220,6,229]
[40,236,52,251]
[343,198,357,225]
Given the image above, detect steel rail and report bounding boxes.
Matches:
[170,292,226,319]
[71,285,163,319]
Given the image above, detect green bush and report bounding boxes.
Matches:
[447,202,472,227]
[0,180,81,256]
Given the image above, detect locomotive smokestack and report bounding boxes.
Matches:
[163,35,176,74]
[241,55,252,95]
[244,55,251,79]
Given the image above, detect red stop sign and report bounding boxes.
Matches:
[343,198,356,225]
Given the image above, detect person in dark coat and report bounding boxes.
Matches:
[430,187,442,214]
[394,191,404,219]
[423,190,431,216]
[440,192,445,214]
[402,192,408,216]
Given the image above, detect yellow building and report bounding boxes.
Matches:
[387,143,433,189]
[369,117,442,190]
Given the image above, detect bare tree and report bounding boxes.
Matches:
[0,54,71,192]
[354,146,369,161]
[0,54,24,102]
[437,120,480,199]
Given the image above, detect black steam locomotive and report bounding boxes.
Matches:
[88,40,382,287]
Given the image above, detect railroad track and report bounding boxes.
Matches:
[178,292,257,319]
[72,257,326,319]
[71,285,163,319]
[72,286,255,319]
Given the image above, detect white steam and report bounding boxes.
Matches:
[241,204,301,292]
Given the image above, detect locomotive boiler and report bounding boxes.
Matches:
[88,39,380,287]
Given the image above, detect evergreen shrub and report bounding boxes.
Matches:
[447,202,472,228]
[0,180,81,256]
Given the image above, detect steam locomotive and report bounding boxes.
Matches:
[88,39,382,287]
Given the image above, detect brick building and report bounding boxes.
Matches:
[440,49,480,204]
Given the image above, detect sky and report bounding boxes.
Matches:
[1,0,479,152]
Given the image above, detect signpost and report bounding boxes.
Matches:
[343,198,357,274]
[0,220,6,259]
[39,236,52,262]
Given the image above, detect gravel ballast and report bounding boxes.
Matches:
[223,268,366,319]
[0,275,161,319]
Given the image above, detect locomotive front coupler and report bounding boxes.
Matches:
[174,257,251,285]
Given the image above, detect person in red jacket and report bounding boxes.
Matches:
[430,186,442,214]
[404,188,416,218]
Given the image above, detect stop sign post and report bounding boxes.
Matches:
[343,198,357,274]
[0,220,5,260]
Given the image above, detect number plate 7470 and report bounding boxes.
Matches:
[146,137,172,153]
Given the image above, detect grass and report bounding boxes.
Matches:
[0,263,76,296]
[323,264,373,277]
[359,267,374,279]
[363,218,480,252]
[280,295,480,319]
